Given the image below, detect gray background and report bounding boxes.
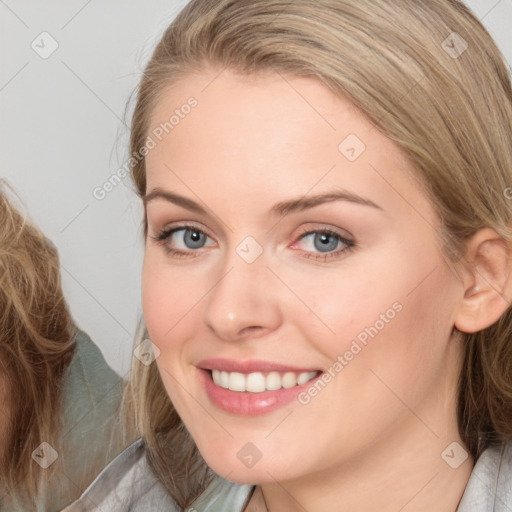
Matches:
[1,0,511,377]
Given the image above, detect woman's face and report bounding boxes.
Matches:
[142,67,466,484]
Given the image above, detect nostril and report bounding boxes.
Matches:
[240,325,262,335]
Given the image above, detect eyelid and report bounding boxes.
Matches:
[151,221,355,262]
[293,223,354,242]
[151,220,217,242]
[151,221,350,243]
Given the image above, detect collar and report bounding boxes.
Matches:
[189,475,254,511]
[457,441,512,511]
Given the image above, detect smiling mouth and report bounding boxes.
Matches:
[210,369,321,393]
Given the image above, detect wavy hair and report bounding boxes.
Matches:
[124,0,512,507]
[0,182,76,507]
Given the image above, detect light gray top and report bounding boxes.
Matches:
[50,329,126,509]
[60,438,251,512]
[2,330,126,512]
[63,438,512,511]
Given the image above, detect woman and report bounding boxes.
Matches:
[65,0,512,510]
[0,182,130,511]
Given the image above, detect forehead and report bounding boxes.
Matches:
[144,67,434,224]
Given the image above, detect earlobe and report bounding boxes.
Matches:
[454,228,512,334]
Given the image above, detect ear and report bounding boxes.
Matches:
[454,228,512,333]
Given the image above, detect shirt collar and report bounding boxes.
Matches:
[457,441,512,511]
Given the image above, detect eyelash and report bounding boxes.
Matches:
[150,224,355,262]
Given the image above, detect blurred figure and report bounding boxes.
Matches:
[0,181,132,511]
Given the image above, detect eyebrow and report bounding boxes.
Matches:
[144,187,383,217]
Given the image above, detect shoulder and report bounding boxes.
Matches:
[61,438,180,511]
[62,438,255,512]
[66,328,122,389]
[61,328,123,424]
[54,330,127,507]
[458,440,512,511]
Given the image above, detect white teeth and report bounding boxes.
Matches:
[228,372,246,392]
[282,372,297,388]
[266,371,282,391]
[220,371,229,388]
[246,372,266,392]
[297,371,314,385]
[211,369,318,393]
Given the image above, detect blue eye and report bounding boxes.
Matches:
[301,232,340,252]
[175,228,208,249]
[152,225,354,262]
[152,226,214,257]
[294,228,354,261]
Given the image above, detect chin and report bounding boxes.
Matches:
[200,450,292,485]
[215,467,278,486]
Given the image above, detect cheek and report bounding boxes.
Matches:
[141,250,225,358]
[340,263,460,400]
[141,258,166,342]
[300,256,456,373]
[280,262,400,358]
[141,252,196,347]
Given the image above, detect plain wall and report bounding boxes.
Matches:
[1,0,511,377]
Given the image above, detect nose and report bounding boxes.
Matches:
[202,250,283,342]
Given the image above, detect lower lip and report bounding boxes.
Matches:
[199,369,322,416]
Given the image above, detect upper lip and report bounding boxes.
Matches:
[197,358,321,373]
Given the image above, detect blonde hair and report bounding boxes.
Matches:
[0,182,76,507]
[125,0,512,507]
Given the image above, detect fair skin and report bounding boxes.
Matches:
[142,66,511,511]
